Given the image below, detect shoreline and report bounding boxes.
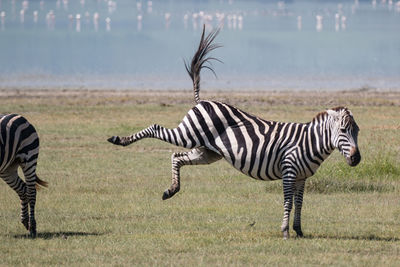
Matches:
[2,74,400,92]
[1,88,399,107]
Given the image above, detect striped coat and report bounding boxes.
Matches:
[0,114,47,238]
[108,26,361,238]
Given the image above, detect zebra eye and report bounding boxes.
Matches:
[340,128,347,133]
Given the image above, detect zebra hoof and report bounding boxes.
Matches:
[295,231,304,238]
[162,187,180,200]
[294,226,304,238]
[107,136,120,145]
[29,229,37,239]
[21,218,29,230]
[282,230,290,240]
[162,190,171,200]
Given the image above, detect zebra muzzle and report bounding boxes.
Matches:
[347,147,361,167]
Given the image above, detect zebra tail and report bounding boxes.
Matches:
[184,24,222,104]
[35,175,48,189]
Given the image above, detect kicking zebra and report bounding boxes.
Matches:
[0,114,47,238]
[108,26,361,239]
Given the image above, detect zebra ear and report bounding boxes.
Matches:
[326,109,340,121]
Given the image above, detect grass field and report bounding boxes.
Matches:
[0,89,399,266]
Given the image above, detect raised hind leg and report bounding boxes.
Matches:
[109,124,169,146]
[162,147,222,200]
[108,122,197,149]
[1,166,29,232]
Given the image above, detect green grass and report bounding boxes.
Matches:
[0,90,399,266]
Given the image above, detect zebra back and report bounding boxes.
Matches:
[0,114,47,187]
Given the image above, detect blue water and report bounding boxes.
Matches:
[0,0,399,90]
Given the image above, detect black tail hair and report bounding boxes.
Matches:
[185,25,221,104]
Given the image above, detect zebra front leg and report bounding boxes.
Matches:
[281,173,296,239]
[293,179,306,238]
[162,147,222,200]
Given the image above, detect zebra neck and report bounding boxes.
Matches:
[306,118,335,161]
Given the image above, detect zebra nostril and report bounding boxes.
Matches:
[348,149,361,166]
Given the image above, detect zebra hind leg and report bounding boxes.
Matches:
[108,124,161,146]
[1,168,29,232]
[281,173,297,239]
[162,147,222,200]
[293,179,306,238]
[21,162,40,238]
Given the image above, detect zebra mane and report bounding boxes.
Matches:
[185,25,222,104]
[312,106,349,123]
[312,106,358,131]
[328,106,356,125]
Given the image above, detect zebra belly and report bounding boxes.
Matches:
[210,129,283,181]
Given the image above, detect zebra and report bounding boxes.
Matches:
[108,26,361,239]
[0,114,47,238]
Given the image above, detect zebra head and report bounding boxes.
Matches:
[327,107,361,167]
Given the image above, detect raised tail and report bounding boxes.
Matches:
[185,25,222,104]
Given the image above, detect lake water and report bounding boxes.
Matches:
[0,0,399,91]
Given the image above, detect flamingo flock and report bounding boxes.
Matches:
[0,0,399,32]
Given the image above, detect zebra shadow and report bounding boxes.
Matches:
[304,234,399,242]
[12,231,104,240]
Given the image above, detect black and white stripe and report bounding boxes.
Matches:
[108,26,361,239]
[0,114,47,238]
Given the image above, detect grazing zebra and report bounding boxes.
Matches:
[0,114,47,238]
[108,26,361,239]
